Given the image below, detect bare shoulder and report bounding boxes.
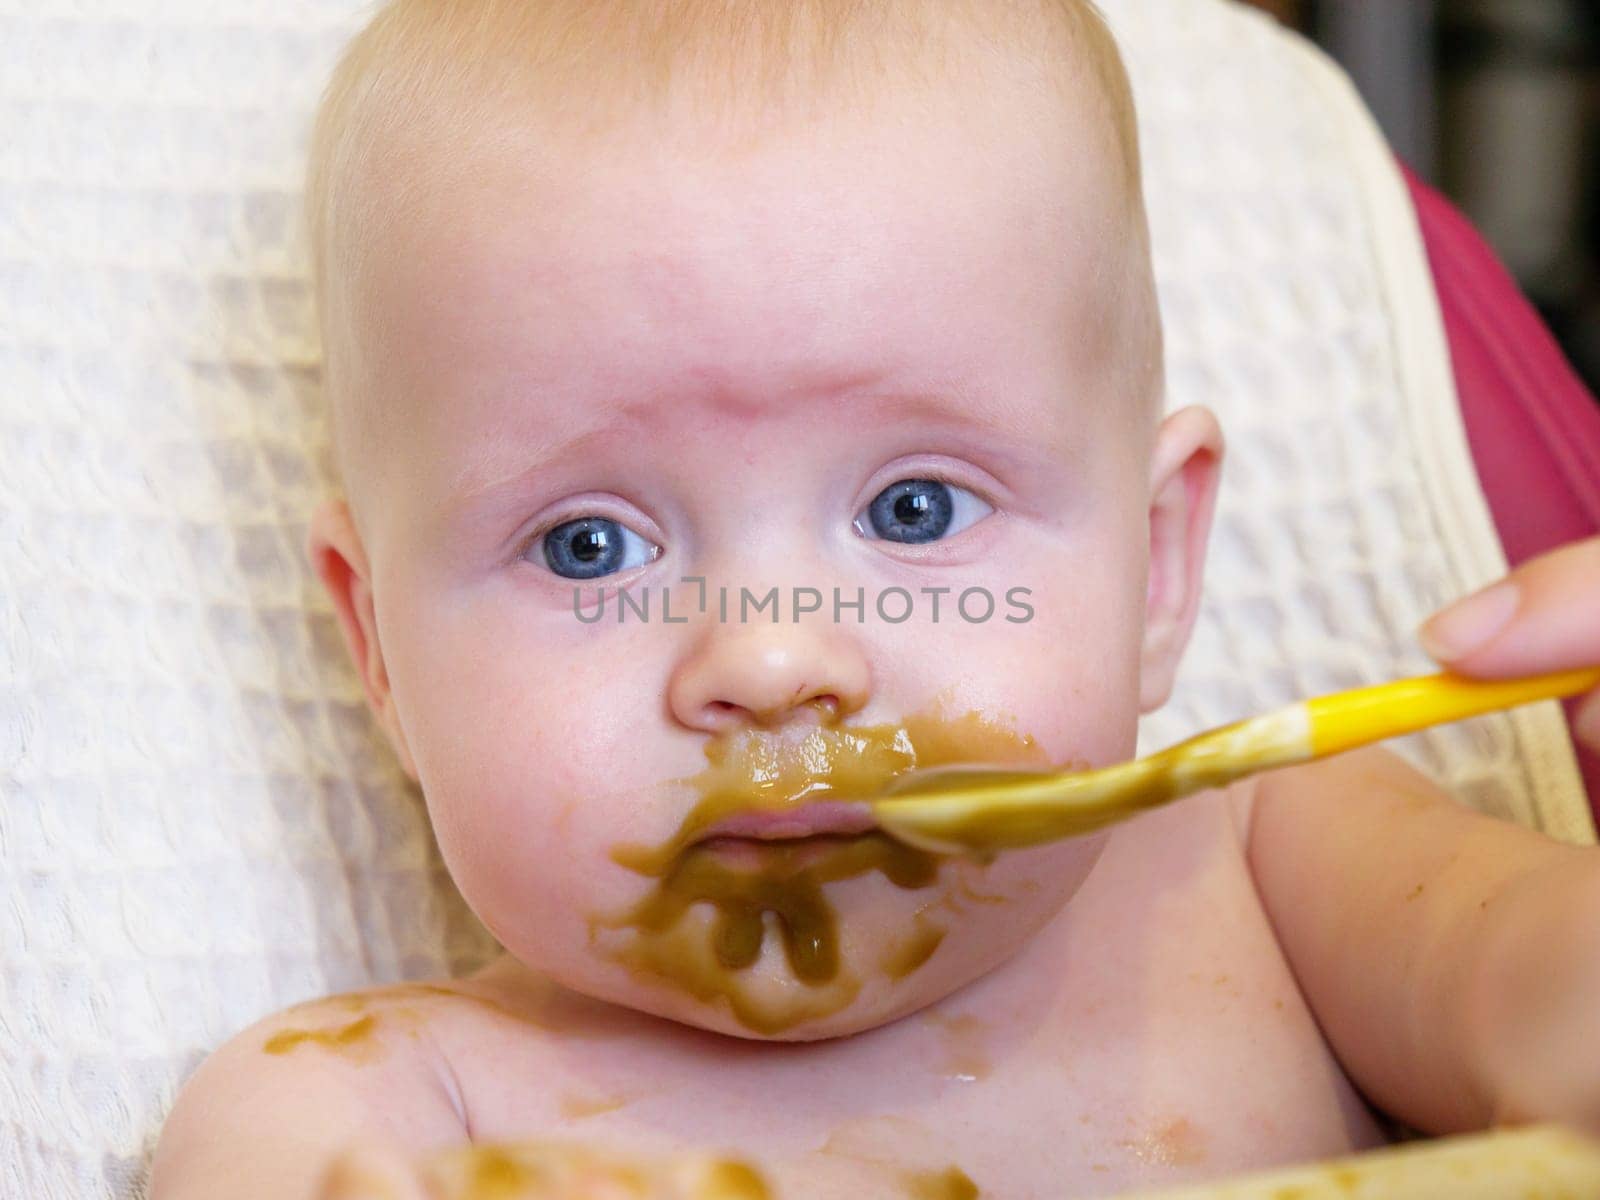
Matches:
[149,981,478,1200]
[1220,746,1583,1133]
[1267,743,1446,794]
[1228,745,1451,851]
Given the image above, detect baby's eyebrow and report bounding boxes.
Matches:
[446,422,616,505]
[440,384,1041,511]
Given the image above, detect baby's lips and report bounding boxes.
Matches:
[695,800,877,842]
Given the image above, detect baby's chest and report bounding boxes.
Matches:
[458,954,1384,1196]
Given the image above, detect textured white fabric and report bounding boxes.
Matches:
[1105,2,1591,840]
[0,1,1590,1197]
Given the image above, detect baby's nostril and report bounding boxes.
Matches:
[806,695,841,722]
[699,693,840,729]
[706,700,743,721]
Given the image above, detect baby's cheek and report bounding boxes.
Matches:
[887,607,1142,764]
[432,800,622,970]
[1018,586,1144,741]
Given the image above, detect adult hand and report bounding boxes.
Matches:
[1419,536,1600,751]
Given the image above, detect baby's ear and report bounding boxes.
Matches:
[1140,406,1224,713]
[305,497,420,781]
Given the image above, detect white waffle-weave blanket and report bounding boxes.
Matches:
[0,1,1591,1196]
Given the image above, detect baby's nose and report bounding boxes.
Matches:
[668,622,872,732]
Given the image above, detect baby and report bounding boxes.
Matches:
[149,1,1600,1197]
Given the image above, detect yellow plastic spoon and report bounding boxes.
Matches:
[871,667,1600,857]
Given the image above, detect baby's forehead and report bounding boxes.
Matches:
[330,0,1139,295]
[364,99,1132,421]
[315,1,1154,506]
[364,29,1142,334]
[365,150,1152,536]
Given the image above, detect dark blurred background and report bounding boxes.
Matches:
[1241,0,1600,401]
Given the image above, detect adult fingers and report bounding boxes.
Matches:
[1419,537,1600,677]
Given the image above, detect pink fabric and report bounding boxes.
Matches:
[1403,164,1600,815]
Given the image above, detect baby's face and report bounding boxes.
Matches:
[319,83,1206,1038]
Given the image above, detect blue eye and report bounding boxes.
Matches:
[539,517,659,579]
[854,479,992,545]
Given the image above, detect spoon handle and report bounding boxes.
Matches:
[1306,667,1600,757]
[872,668,1600,856]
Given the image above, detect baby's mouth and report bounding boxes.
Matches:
[611,707,1051,877]
[690,800,880,869]
[595,707,1050,1034]
[692,800,878,843]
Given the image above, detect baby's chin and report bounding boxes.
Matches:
[592,912,1028,1041]
[519,837,1107,1041]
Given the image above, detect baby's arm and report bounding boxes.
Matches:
[1242,744,1600,1134]
[147,997,466,1200]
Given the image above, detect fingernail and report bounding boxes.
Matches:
[1419,581,1520,660]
